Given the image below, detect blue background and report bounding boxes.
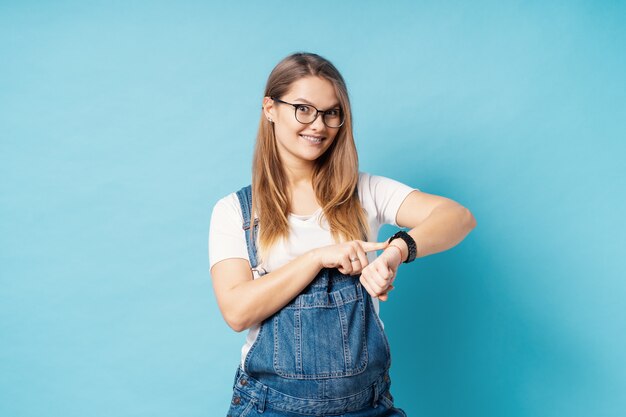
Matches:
[1,1,625,416]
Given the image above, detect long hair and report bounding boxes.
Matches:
[251,52,369,262]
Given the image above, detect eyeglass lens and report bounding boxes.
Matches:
[295,105,343,128]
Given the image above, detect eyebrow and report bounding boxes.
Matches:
[293,97,341,109]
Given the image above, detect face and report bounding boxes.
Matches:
[263,76,341,168]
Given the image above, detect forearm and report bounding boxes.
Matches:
[228,251,322,331]
[390,204,477,261]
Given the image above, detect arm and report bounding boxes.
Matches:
[360,190,477,299]
[389,190,477,261]
[211,240,389,332]
[210,252,322,332]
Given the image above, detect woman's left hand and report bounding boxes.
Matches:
[359,246,403,301]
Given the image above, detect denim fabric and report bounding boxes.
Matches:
[227,186,407,417]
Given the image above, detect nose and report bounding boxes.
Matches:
[310,112,326,130]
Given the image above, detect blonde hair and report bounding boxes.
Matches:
[251,52,369,261]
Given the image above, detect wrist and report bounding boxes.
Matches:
[307,248,323,270]
[384,245,404,266]
[387,231,417,263]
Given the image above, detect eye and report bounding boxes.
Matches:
[325,109,341,117]
[296,105,312,113]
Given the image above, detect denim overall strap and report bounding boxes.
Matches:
[235,185,259,269]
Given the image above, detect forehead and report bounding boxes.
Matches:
[283,76,340,108]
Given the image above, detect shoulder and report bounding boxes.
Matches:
[357,171,419,226]
[357,171,375,194]
[357,171,403,186]
[357,171,418,196]
[210,192,243,224]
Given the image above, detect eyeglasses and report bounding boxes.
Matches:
[270,97,345,128]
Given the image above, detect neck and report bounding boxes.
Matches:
[284,163,314,188]
[281,155,315,188]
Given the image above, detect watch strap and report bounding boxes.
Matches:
[388,231,417,263]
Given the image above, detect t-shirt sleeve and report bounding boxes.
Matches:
[208,194,250,270]
[360,172,418,227]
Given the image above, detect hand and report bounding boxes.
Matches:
[313,240,389,276]
[360,245,403,302]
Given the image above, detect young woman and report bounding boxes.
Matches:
[209,52,476,417]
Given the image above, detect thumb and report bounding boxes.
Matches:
[378,285,395,302]
[360,240,389,253]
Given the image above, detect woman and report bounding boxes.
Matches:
[209,52,476,416]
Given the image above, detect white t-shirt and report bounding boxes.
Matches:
[209,172,417,370]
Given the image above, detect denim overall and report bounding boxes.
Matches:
[227,186,407,417]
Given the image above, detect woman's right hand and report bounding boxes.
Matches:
[312,240,390,276]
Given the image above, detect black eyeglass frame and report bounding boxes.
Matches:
[270,96,345,128]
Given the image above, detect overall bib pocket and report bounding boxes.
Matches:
[272,278,368,379]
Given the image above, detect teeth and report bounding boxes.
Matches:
[301,134,323,144]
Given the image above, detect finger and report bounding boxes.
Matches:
[380,261,395,281]
[360,260,386,293]
[347,244,367,275]
[371,263,393,290]
[378,285,395,302]
[355,246,369,271]
[362,270,386,297]
[340,255,353,275]
[347,242,365,271]
[360,240,389,253]
[349,258,362,276]
[359,274,377,299]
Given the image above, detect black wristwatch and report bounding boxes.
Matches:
[387,231,417,263]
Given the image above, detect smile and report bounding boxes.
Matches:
[300,134,324,144]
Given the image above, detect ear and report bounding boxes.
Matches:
[262,96,276,121]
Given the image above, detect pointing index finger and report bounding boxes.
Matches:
[360,240,389,253]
